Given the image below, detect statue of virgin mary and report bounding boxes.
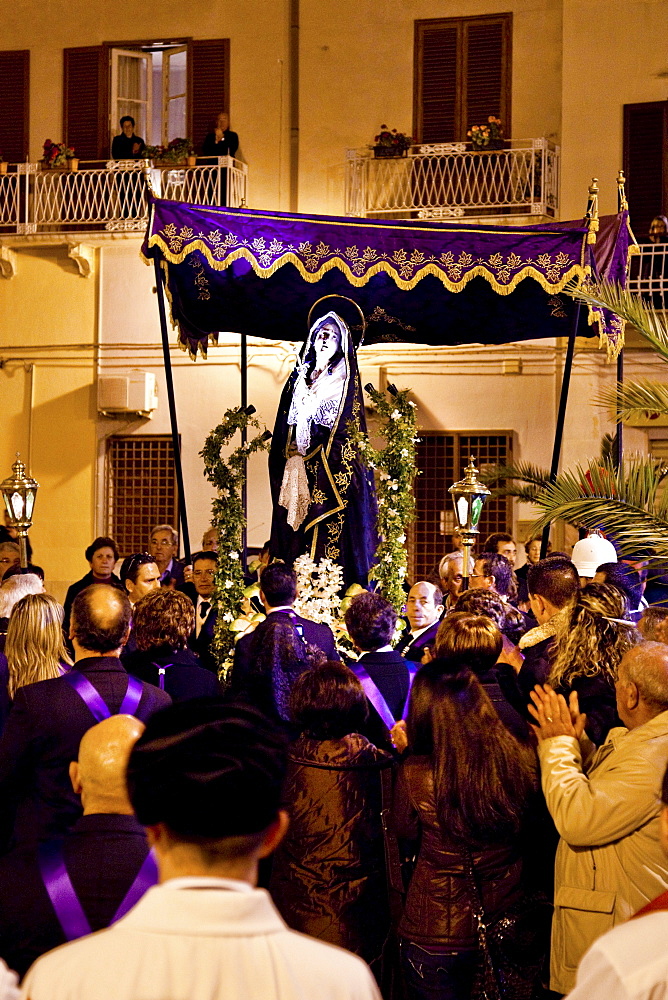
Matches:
[268,310,378,586]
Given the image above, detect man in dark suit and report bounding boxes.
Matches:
[149,524,186,589]
[0,714,154,977]
[396,581,444,662]
[0,585,170,854]
[344,591,411,749]
[188,550,219,674]
[231,563,338,692]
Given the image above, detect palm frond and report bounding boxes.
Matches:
[481,461,551,489]
[494,485,544,503]
[564,279,668,363]
[528,456,668,557]
[596,379,668,422]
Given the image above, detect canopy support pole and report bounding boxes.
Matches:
[615,169,627,471]
[154,259,191,564]
[241,332,248,572]
[540,178,599,559]
[540,305,580,558]
[615,349,624,469]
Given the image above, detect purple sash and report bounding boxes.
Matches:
[352,660,419,729]
[64,671,143,721]
[38,841,158,940]
[151,663,175,691]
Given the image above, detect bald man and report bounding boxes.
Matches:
[0,585,170,854]
[397,581,444,661]
[530,642,668,995]
[0,716,156,977]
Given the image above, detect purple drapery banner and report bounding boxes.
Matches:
[139,198,637,359]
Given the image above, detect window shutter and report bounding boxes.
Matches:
[463,19,510,135]
[415,25,459,143]
[188,39,230,153]
[63,46,109,160]
[414,14,511,143]
[0,50,29,161]
[624,102,668,240]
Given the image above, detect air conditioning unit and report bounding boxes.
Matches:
[98,372,158,417]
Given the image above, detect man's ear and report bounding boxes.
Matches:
[258,810,289,859]
[69,761,82,795]
[626,680,641,711]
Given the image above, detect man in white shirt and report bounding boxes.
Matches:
[20,699,381,1000]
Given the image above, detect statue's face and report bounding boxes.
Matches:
[313,321,340,365]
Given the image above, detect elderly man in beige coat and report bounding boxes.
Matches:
[529,641,668,995]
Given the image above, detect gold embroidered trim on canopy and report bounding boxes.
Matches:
[145,226,586,297]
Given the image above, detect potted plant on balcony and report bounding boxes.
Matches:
[373,125,414,158]
[41,140,77,169]
[467,116,504,151]
[145,138,195,166]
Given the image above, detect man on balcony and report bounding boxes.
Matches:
[111,117,145,160]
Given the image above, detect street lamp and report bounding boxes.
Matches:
[448,455,491,592]
[0,454,39,569]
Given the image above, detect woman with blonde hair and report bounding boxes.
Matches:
[5,594,72,699]
[549,581,638,745]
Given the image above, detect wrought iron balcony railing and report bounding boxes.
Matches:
[0,156,248,235]
[344,138,560,220]
[628,243,668,308]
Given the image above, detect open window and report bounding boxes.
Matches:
[64,38,229,159]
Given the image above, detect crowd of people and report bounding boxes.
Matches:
[0,523,666,999]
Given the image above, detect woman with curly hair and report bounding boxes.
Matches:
[393,665,542,1000]
[549,581,639,745]
[122,589,221,701]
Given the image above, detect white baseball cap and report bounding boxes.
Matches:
[571,533,618,578]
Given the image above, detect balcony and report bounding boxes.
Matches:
[628,243,668,308]
[0,156,248,235]
[345,138,559,222]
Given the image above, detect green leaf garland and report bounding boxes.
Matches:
[351,386,418,611]
[200,408,271,681]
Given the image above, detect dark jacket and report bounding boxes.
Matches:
[0,656,170,853]
[354,649,411,752]
[396,619,442,662]
[557,671,621,747]
[270,733,393,965]
[393,756,524,948]
[123,646,222,701]
[517,636,555,702]
[202,130,239,157]
[475,664,531,744]
[231,610,339,690]
[188,606,218,674]
[63,573,126,636]
[0,813,152,977]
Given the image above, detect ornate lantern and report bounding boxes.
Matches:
[0,454,39,569]
[448,455,491,590]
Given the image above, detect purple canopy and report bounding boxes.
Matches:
[142,198,636,359]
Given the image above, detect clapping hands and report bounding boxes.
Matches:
[528,684,587,743]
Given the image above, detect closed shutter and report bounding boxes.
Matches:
[463,19,510,135]
[416,25,458,143]
[414,14,512,143]
[188,39,230,153]
[0,50,29,161]
[624,102,668,240]
[63,46,109,159]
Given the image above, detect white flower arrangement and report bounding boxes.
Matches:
[292,554,344,627]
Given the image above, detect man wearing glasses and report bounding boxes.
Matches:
[148,525,185,589]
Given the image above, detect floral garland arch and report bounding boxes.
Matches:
[200,406,271,679]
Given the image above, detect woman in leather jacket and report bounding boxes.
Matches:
[270,661,393,974]
[393,664,537,1000]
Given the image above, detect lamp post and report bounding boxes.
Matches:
[448,456,491,592]
[0,454,39,569]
